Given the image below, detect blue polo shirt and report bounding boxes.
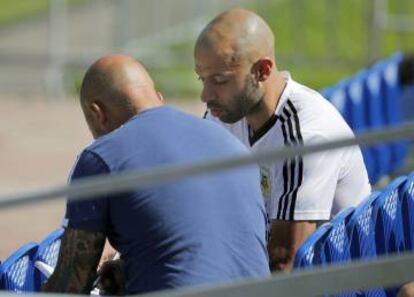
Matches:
[65,106,269,294]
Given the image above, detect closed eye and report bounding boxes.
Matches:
[214,80,228,85]
[213,76,230,85]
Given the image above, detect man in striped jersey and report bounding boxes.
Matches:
[194,8,371,271]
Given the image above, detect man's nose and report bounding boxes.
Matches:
[201,86,215,103]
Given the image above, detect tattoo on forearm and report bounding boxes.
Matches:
[42,228,105,294]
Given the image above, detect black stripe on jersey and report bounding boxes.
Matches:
[280,109,297,220]
[286,100,304,220]
[283,108,298,145]
[278,159,289,219]
[284,149,296,219]
[287,100,304,144]
[277,115,294,220]
[277,100,304,220]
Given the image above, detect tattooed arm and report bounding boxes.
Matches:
[42,227,106,294]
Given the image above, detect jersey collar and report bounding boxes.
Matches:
[248,114,278,146]
[274,71,292,117]
[247,71,291,146]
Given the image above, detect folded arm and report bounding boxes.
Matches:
[268,220,317,272]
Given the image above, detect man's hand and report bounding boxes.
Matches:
[268,220,317,271]
[98,239,118,269]
[98,259,125,295]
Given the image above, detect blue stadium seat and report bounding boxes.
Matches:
[346,71,377,184]
[323,207,354,264]
[373,176,406,255]
[293,223,332,269]
[320,86,334,100]
[347,192,386,297]
[381,53,408,171]
[34,228,64,290]
[401,172,414,250]
[347,71,366,130]
[364,65,392,180]
[322,207,357,297]
[327,79,350,118]
[0,243,38,292]
[373,176,407,297]
[347,192,380,259]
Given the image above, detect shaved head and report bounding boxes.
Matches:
[194,9,285,127]
[80,54,162,138]
[195,8,275,66]
[81,54,155,107]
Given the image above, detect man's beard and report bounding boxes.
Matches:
[221,75,264,123]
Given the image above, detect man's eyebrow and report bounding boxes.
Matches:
[195,62,236,72]
[202,70,233,78]
[213,71,233,76]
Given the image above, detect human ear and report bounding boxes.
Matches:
[90,102,106,126]
[253,58,273,82]
[88,101,108,136]
[156,91,164,102]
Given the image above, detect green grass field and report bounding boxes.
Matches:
[0,0,83,26]
[1,0,414,98]
[253,0,414,89]
[148,0,414,98]
[0,0,49,26]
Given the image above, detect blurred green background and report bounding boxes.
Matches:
[150,0,414,98]
[142,0,414,98]
[0,0,413,100]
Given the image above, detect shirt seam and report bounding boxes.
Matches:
[83,149,111,173]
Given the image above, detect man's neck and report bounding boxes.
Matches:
[134,100,164,115]
[246,72,286,132]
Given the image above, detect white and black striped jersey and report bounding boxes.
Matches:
[205,72,371,221]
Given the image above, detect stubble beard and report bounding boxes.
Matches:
[221,75,264,123]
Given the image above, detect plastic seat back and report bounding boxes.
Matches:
[401,172,414,250]
[35,228,64,290]
[293,223,332,269]
[373,176,407,297]
[347,192,386,297]
[320,86,334,100]
[324,208,354,264]
[347,71,377,183]
[381,53,408,171]
[364,66,392,180]
[0,243,38,292]
[327,80,350,120]
[374,176,406,255]
[323,208,356,297]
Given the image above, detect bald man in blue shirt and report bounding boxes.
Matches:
[43,54,270,295]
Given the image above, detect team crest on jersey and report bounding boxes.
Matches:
[260,166,271,199]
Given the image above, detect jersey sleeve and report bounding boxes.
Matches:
[64,150,110,233]
[275,133,342,221]
[330,146,371,215]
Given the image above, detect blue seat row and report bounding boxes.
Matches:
[294,172,414,296]
[0,228,64,292]
[2,171,414,294]
[320,53,408,184]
